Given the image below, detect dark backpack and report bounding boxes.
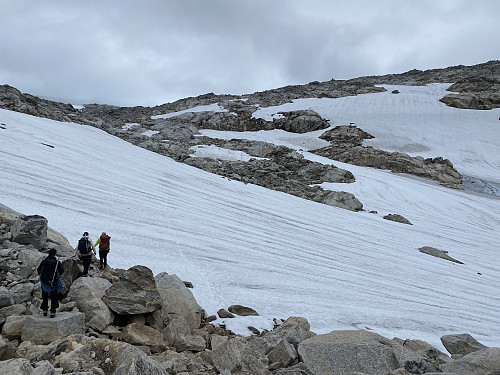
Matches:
[78,237,91,254]
[100,235,110,251]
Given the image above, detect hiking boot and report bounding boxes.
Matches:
[82,274,88,277]
[43,310,48,317]
[50,312,56,318]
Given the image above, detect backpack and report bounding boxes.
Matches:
[100,234,110,251]
[78,237,91,254]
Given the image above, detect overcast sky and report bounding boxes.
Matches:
[1,0,499,107]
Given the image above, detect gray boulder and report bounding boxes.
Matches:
[384,214,412,225]
[440,333,488,356]
[0,358,33,375]
[217,308,234,318]
[0,304,26,325]
[21,312,85,345]
[17,249,45,269]
[67,277,113,331]
[32,361,55,375]
[419,246,464,265]
[268,340,298,367]
[278,110,330,133]
[2,314,28,340]
[0,287,14,308]
[298,330,400,375]
[9,282,34,304]
[103,265,162,315]
[441,347,500,375]
[322,191,363,211]
[228,304,259,316]
[210,336,269,374]
[11,215,48,248]
[155,272,204,330]
[161,315,205,352]
[122,323,165,353]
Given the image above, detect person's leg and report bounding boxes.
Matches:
[103,251,108,268]
[41,290,49,315]
[99,250,104,268]
[49,290,59,316]
[82,255,91,275]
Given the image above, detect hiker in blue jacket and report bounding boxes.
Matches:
[37,248,64,318]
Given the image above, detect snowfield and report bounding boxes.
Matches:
[1,84,499,351]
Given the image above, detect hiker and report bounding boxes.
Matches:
[94,231,111,269]
[74,231,96,277]
[37,248,64,318]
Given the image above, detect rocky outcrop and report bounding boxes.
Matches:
[185,140,363,210]
[440,76,500,110]
[313,126,462,189]
[0,85,78,122]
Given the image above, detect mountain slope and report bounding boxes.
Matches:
[1,91,499,352]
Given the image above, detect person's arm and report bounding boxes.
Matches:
[94,237,100,248]
[57,260,64,275]
[37,260,44,275]
[89,238,96,254]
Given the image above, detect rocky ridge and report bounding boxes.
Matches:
[2,60,500,210]
[1,206,499,375]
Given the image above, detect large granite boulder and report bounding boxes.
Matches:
[0,304,26,325]
[0,287,14,308]
[21,312,85,345]
[122,323,165,353]
[11,215,48,249]
[277,110,330,133]
[2,315,28,340]
[67,277,113,331]
[322,191,363,211]
[9,282,34,304]
[441,347,500,375]
[161,316,206,352]
[0,358,33,375]
[155,272,204,330]
[298,330,400,375]
[59,258,81,295]
[103,265,162,315]
[17,249,45,269]
[440,333,488,356]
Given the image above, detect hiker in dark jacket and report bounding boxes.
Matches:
[73,231,96,277]
[94,231,111,269]
[37,248,64,318]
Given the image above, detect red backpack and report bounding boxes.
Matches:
[100,234,110,251]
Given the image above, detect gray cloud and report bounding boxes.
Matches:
[1,0,498,106]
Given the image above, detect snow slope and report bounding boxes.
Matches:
[1,84,499,350]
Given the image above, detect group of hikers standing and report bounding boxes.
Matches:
[36,231,111,318]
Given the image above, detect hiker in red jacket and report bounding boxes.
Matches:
[94,232,111,269]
